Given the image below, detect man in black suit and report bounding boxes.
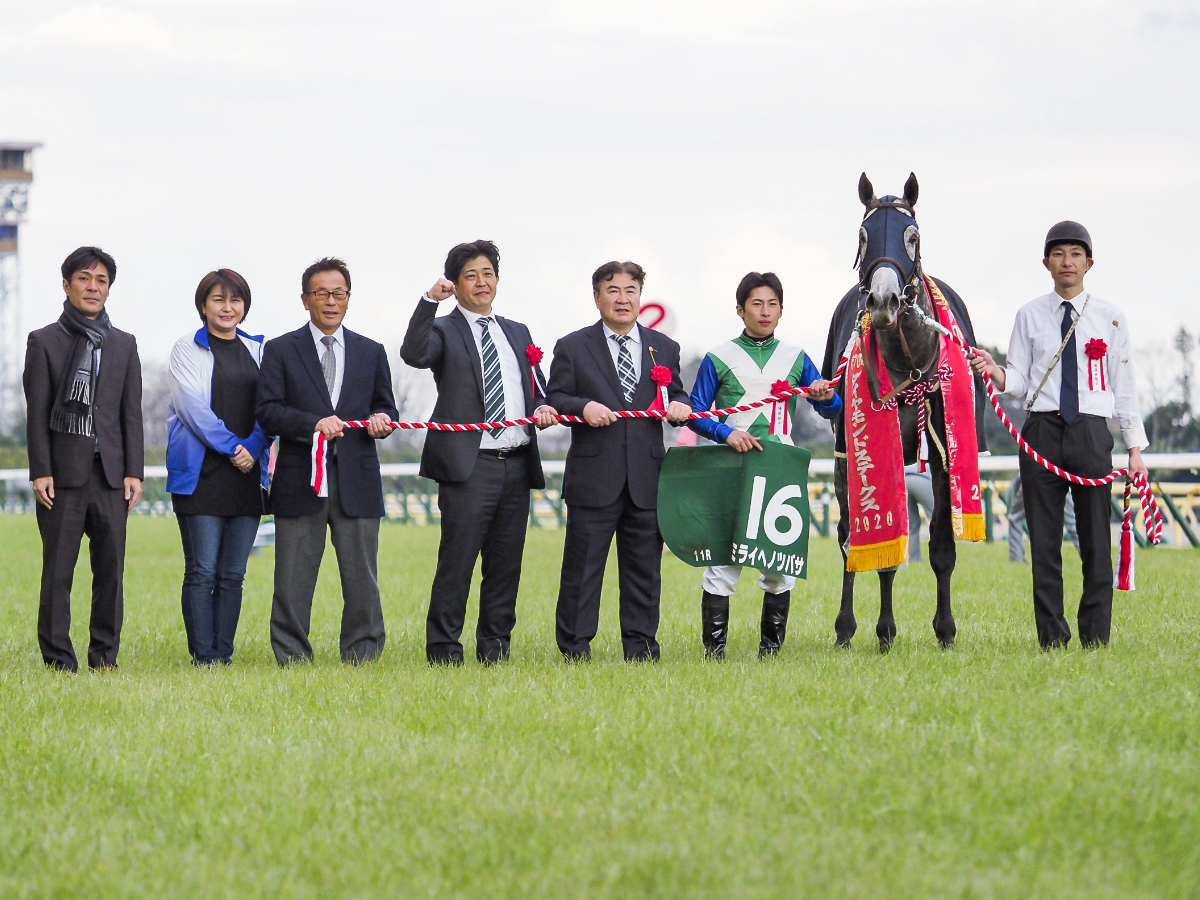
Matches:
[256,257,398,664]
[547,260,691,662]
[24,246,143,672]
[401,240,557,665]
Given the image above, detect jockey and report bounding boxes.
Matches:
[687,271,840,659]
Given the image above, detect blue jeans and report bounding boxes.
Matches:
[177,515,260,664]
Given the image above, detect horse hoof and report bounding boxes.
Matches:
[835,637,853,650]
[932,617,957,649]
[834,614,857,649]
[876,623,897,653]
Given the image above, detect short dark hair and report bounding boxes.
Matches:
[735,271,783,308]
[194,269,252,324]
[61,246,116,285]
[591,260,646,293]
[302,257,351,294]
[444,240,500,283]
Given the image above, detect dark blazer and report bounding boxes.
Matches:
[546,322,687,510]
[400,300,548,488]
[23,321,143,490]
[256,324,398,518]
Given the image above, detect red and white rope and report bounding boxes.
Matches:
[307,367,851,495]
[312,335,1163,549]
[904,306,1164,544]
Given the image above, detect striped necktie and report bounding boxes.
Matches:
[614,334,637,404]
[478,317,506,423]
[321,335,337,400]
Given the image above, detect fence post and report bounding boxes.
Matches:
[983,485,994,543]
[1157,484,1200,548]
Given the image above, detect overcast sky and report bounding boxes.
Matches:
[3,1,1197,402]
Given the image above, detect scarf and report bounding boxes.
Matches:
[845,317,909,571]
[926,277,985,541]
[50,299,111,438]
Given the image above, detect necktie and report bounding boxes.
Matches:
[614,334,637,404]
[321,335,337,401]
[1059,302,1078,424]
[478,318,506,423]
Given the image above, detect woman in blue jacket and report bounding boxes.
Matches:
[167,269,273,665]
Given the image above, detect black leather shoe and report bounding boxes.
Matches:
[759,591,791,658]
[701,591,730,660]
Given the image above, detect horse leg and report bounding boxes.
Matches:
[927,413,958,648]
[833,458,857,648]
[876,569,897,652]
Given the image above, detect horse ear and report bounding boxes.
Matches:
[858,173,876,208]
[904,172,919,207]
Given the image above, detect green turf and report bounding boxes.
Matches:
[0,517,1197,899]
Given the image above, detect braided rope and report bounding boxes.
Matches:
[318,332,1164,546]
[903,302,1164,544]
[336,358,853,433]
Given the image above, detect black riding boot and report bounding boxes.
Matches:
[701,592,730,660]
[759,590,791,658]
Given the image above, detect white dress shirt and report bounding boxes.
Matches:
[454,303,530,450]
[602,322,642,385]
[308,321,345,408]
[1002,290,1147,450]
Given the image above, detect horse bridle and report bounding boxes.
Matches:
[855,199,940,404]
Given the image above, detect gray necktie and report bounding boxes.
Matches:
[614,334,637,404]
[321,335,337,400]
[478,318,506,423]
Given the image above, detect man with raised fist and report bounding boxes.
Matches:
[401,240,556,665]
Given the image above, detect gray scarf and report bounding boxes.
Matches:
[50,299,111,437]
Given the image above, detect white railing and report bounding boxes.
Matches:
[2,453,1199,483]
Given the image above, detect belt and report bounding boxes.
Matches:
[1027,411,1103,421]
[479,444,530,459]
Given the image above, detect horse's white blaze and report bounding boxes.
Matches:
[869,266,901,300]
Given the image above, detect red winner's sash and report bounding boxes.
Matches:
[846,317,909,571]
[926,277,985,542]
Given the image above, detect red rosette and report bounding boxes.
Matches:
[526,344,544,365]
[770,379,793,398]
[1085,338,1107,360]
[650,365,672,386]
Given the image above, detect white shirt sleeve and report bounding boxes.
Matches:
[1108,311,1148,450]
[1002,308,1032,399]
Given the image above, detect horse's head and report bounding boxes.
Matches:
[854,172,922,329]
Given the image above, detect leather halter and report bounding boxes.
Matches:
[855,201,940,404]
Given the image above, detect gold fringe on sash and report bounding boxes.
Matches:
[958,513,986,542]
[846,535,909,573]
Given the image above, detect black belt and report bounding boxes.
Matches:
[479,444,530,459]
[1027,411,1103,421]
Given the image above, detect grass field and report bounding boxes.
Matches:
[1,516,1198,899]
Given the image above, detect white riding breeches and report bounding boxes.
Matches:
[702,565,795,597]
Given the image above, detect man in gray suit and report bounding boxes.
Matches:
[401,240,556,665]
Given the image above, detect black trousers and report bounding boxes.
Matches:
[427,452,531,664]
[36,456,128,671]
[1019,413,1114,649]
[555,485,662,661]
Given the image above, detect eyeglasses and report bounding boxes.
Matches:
[307,289,350,302]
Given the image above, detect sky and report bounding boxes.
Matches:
[2,0,1198,408]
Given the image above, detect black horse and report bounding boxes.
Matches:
[820,173,987,651]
